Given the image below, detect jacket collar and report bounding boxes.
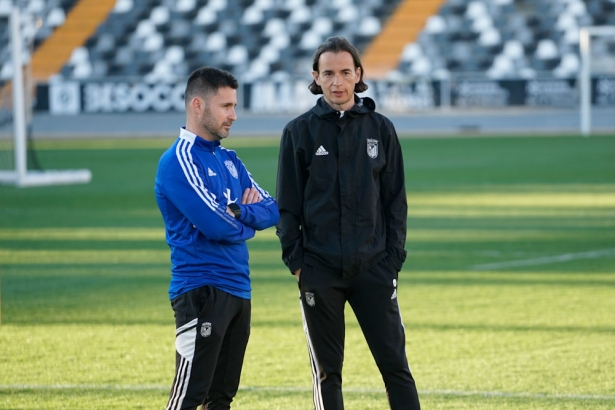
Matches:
[310,95,376,119]
[179,127,221,152]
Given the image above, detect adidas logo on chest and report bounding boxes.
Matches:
[315,145,329,156]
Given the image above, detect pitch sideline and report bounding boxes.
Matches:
[472,248,615,270]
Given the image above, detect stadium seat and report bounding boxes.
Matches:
[195,6,217,26]
[312,16,333,37]
[227,44,248,66]
[358,15,382,37]
[553,52,580,78]
[289,5,312,24]
[300,31,322,51]
[176,0,197,14]
[113,0,133,13]
[504,39,524,60]
[487,54,514,79]
[535,38,559,60]
[46,7,66,27]
[336,5,358,24]
[425,15,447,34]
[205,31,227,52]
[144,33,164,52]
[0,0,11,15]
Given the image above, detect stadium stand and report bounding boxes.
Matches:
[3,0,615,84]
[52,0,403,83]
[394,0,615,80]
[0,0,83,81]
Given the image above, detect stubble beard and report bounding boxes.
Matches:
[201,111,229,141]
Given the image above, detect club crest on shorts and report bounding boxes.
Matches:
[367,139,379,159]
[201,322,212,338]
[224,160,239,179]
[305,292,315,307]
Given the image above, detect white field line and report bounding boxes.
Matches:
[472,248,615,270]
[0,384,614,401]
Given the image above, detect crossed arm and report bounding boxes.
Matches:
[225,187,262,215]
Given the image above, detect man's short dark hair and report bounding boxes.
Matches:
[185,66,238,107]
[308,36,368,95]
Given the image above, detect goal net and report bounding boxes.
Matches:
[579,26,615,137]
[0,6,90,187]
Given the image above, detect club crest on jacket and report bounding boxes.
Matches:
[224,160,239,179]
[367,139,379,159]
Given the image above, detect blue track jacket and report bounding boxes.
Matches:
[155,128,279,300]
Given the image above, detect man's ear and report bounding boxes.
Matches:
[312,71,320,86]
[191,96,203,114]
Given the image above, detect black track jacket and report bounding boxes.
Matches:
[276,95,407,278]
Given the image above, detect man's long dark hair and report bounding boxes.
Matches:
[184,66,238,108]
[308,36,369,95]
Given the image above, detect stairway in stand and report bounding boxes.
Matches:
[362,0,445,79]
[31,0,116,81]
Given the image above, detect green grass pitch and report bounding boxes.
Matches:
[1,134,614,409]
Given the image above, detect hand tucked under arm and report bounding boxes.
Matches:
[242,187,262,204]
[226,187,262,215]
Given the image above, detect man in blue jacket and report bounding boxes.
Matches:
[155,66,279,410]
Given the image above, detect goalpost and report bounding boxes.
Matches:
[0,7,91,188]
[579,25,615,137]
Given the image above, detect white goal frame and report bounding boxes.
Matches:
[0,7,91,187]
[579,25,615,137]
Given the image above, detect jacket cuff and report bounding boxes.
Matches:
[288,259,303,275]
[388,249,407,272]
[390,256,404,272]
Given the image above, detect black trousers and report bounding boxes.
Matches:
[299,257,420,410]
[166,286,251,410]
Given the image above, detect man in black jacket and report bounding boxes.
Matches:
[276,37,420,410]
